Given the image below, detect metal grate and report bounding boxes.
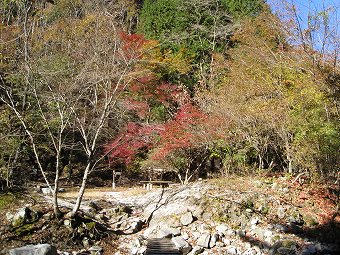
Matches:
[145,238,181,255]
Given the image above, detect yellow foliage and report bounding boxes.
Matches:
[140,40,191,75]
[196,12,338,173]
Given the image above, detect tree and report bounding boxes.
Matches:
[196,12,339,177]
[138,0,235,90]
[0,1,139,216]
[0,0,56,195]
[149,103,214,184]
[270,0,340,69]
[221,0,264,17]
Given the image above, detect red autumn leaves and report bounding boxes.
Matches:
[104,32,208,165]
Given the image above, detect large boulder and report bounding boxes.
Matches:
[157,226,181,238]
[269,240,297,255]
[7,207,39,227]
[123,218,144,234]
[172,236,192,255]
[9,244,57,255]
[197,233,211,248]
[180,212,194,226]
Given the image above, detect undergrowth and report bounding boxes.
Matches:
[0,193,21,210]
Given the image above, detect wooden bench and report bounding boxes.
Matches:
[140,180,173,190]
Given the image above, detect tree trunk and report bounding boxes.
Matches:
[287,155,293,174]
[285,140,294,174]
[178,173,184,185]
[258,155,264,170]
[184,169,189,185]
[288,160,293,174]
[53,151,61,217]
[72,162,91,216]
[112,169,116,189]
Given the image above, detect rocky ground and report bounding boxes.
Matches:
[0,175,339,255]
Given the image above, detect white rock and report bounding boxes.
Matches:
[131,247,138,255]
[142,226,157,239]
[82,237,89,247]
[267,224,274,229]
[226,229,236,236]
[244,243,252,249]
[182,232,190,240]
[209,233,219,248]
[277,207,285,219]
[216,241,224,247]
[172,236,192,255]
[131,239,141,249]
[216,224,229,236]
[188,246,204,255]
[9,244,57,255]
[12,207,28,224]
[223,238,232,246]
[64,219,72,227]
[314,243,322,251]
[264,230,273,238]
[251,218,259,225]
[265,237,276,246]
[243,248,256,255]
[274,224,288,232]
[125,219,143,234]
[137,246,146,255]
[251,225,257,231]
[157,226,180,238]
[6,212,14,221]
[180,212,194,226]
[197,233,211,248]
[227,246,238,255]
[41,187,53,194]
[192,231,201,240]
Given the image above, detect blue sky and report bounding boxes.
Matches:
[267,0,340,17]
[267,0,339,54]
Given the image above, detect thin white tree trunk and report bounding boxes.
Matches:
[72,162,91,216]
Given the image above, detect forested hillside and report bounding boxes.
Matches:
[1,0,339,203]
[1,1,340,254]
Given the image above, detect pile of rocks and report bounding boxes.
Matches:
[9,244,57,255]
[4,181,339,255]
[106,183,338,255]
[125,209,336,255]
[8,244,103,255]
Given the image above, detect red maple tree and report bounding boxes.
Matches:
[104,32,209,166]
[104,122,163,164]
[152,103,207,159]
[119,32,147,60]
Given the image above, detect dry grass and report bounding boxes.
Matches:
[59,186,148,199]
[208,174,340,227]
[208,175,264,192]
